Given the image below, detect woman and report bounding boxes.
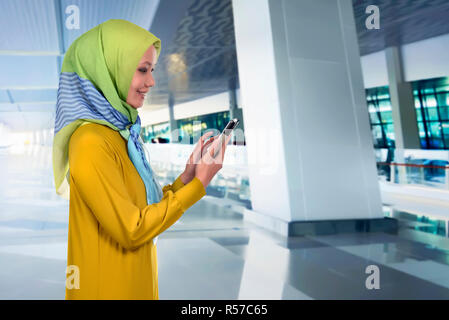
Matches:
[52,19,230,300]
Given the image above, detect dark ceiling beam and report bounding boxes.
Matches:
[53,0,64,73]
[6,90,14,104]
[53,0,64,54]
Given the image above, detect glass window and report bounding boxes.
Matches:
[420,139,428,149]
[378,99,391,109]
[176,111,230,144]
[371,125,384,148]
[425,107,439,121]
[414,97,421,108]
[142,121,171,143]
[444,135,449,149]
[429,137,444,149]
[439,106,449,121]
[416,107,423,122]
[381,111,393,124]
[411,77,449,149]
[369,112,380,124]
[385,124,395,147]
[442,122,449,136]
[423,95,437,108]
[436,93,449,107]
[436,85,449,93]
[365,86,393,149]
[428,121,442,138]
[418,122,426,138]
[153,122,170,138]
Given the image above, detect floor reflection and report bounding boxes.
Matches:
[1,145,449,299]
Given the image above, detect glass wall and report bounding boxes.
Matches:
[142,122,170,143]
[366,86,395,148]
[142,110,230,144]
[177,111,230,144]
[413,77,449,149]
[366,77,449,150]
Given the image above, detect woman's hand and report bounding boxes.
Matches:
[195,133,232,189]
[180,132,218,184]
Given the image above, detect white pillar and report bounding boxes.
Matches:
[232,0,383,231]
[168,93,178,143]
[385,46,420,150]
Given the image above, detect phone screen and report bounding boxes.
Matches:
[211,118,239,157]
[222,119,239,136]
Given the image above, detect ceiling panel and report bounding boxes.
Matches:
[60,0,159,52]
[0,91,11,103]
[9,89,57,103]
[18,102,56,112]
[0,0,160,132]
[353,0,449,55]
[148,0,238,106]
[0,0,60,52]
[1,0,449,132]
[0,55,59,89]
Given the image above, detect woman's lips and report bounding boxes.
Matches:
[138,91,147,99]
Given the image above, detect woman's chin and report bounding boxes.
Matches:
[130,101,143,109]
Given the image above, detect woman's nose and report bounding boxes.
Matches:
[145,75,155,88]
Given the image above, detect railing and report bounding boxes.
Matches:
[145,143,252,208]
[144,145,449,201]
[376,148,449,190]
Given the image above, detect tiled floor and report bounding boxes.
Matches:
[1,145,449,299]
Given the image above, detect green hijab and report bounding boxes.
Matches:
[53,19,161,198]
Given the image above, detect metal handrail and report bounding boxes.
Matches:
[377,162,449,170]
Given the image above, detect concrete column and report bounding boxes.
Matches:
[168,93,178,143]
[385,46,420,150]
[228,87,244,142]
[232,0,387,236]
[229,87,238,120]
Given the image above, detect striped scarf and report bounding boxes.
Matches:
[52,19,163,245]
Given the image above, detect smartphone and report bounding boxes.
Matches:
[211,118,240,158]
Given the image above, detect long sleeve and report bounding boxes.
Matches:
[68,129,206,251]
[162,174,185,195]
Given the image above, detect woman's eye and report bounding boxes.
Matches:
[139,68,154,73]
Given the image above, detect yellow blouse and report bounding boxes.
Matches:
[66,122,206,300]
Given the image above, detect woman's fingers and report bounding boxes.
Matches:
[205,134,232,163]
[187,152,195,165]
[188,132,219,165]
[219,134,233,161]
[195,132,214,152]
[216,134,231,160]
[193,132,214,160]
[201,132,214,143]
[204,135,218,147]
[201,136,216,156]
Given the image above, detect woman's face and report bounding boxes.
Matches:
[126,45,157,109]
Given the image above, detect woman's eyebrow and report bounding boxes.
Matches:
[142,61,155,66]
